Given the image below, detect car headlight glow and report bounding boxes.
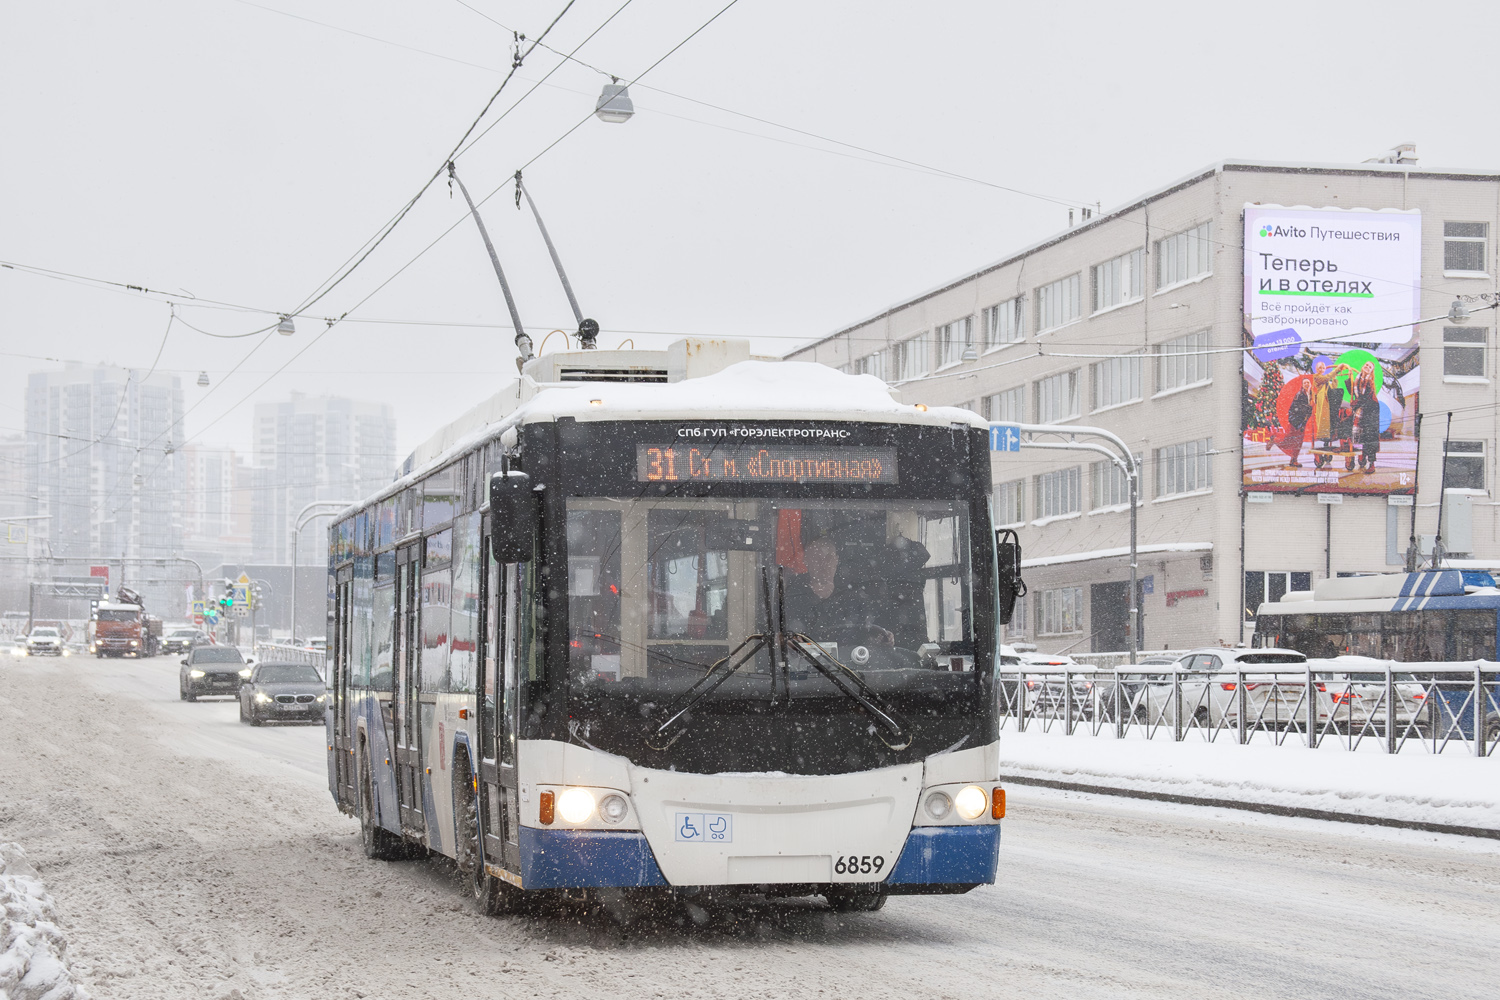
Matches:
[954,785,988,821]
[315,693,327,703]
[238,668,252,678]
[924,790,953,821]
[129,640,138,647]
[599,794,629,824]
[255,692,272,703]
[557,787,595,824]
[189,669,205,678]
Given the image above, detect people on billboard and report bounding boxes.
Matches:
[1351,361,1382,472]
[1275,379,1315,467]
[1308,360,1353,469]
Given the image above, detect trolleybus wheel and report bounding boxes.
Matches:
[824,887,888,912]
[359,750,403,861]
[454,749,521,915]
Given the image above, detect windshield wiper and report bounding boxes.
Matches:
[646,567,784,751]
[785,634,912,751]
[646,632,773,750]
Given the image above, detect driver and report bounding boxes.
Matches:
[784,534,929,651]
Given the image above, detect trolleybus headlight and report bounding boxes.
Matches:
[599,794,629,824]
[558,787,595,824]
[954,785,987,821]
[923,790,953,821]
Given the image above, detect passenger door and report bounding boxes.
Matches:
[393,543,425,836]
[477,526,522,875]
[332,566,356,806]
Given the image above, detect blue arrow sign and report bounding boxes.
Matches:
[989,424,1021,452]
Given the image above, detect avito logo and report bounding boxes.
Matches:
[1259,224,1307,238]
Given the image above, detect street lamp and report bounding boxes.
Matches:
[288,500,357,645]
[277,315,296,336]
[595,80,634,123]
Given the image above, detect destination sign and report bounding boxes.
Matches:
[635,444,898,483]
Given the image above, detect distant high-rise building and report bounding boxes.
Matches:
[181,442,253,566]
[24,363,185,563]
[251,393,396,564]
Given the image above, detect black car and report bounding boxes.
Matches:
[238,661,326,725]
[179,645,248,701]
[163,629,210,654]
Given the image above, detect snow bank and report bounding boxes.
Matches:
[997,729,1500,833]
[0,843,89,1000]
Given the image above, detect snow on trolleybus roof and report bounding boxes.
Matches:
[340,340,985,518]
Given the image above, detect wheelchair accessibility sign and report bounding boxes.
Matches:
[675,812,732,843]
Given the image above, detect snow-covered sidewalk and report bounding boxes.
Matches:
[996,728,1500,834]
[0,843,89,1000]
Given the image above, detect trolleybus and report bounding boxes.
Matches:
[324,340,1006,912]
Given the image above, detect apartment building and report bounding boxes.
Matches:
[787,155,1500,653]
[251,393,396,564]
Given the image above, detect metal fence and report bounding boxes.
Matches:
[999,663,1499,756]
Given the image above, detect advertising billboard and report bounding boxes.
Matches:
[1242,206,1421,494]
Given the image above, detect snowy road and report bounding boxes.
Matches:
[2,655,1498,1000]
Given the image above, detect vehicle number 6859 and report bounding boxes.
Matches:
[834,855,883,875]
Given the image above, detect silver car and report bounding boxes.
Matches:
[1113,648,1328,729]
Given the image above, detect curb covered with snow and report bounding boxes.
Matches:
[997,729,1500,837]
[1,843,90,1000]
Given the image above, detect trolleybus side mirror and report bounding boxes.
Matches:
[995,528,1024,626]
[490,472,537,563]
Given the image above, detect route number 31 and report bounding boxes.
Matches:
[834,855,884,875]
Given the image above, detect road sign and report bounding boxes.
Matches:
[190,600,206,616]
[989,424,1021,452]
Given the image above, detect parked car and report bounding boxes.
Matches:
[1310,656,1433,733]
[179,645,249,701]
[1111,648,1328,729]
[238,661,327,725]
[24,627,65,657]
[1015,652,1092,721]
[163,628,211,655]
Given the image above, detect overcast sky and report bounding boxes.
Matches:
[5,0,1500,460]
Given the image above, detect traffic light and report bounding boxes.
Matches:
[218,593,233,612]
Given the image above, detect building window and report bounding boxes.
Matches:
[1444,327,1487,378]
[1444,222,1488,274]
[852,348,888,381]
[1244,571,1313,621]
[1156,222,1212,289]
[1091,453,1142,509]
[1035,274,1082,333]
[1038,586,1084,635]
[936,317,974,367]
[1092,249,1145,312]
[1008,590,1028,634]
[1093,353,1143,410]
[1157,330,1210,391]
[1035,370,1080,423]
[1155,438,1213,497]
[984,298,1024,348]
[893,334,930,381]
[1444,440,1485,491]
[995,479,1024,525]
[983,386,1025,424]
[1035,467,1082,519]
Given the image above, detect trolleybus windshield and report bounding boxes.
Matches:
[563,496,981,756]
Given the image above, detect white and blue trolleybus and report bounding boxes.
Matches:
[324,340,1006,912]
